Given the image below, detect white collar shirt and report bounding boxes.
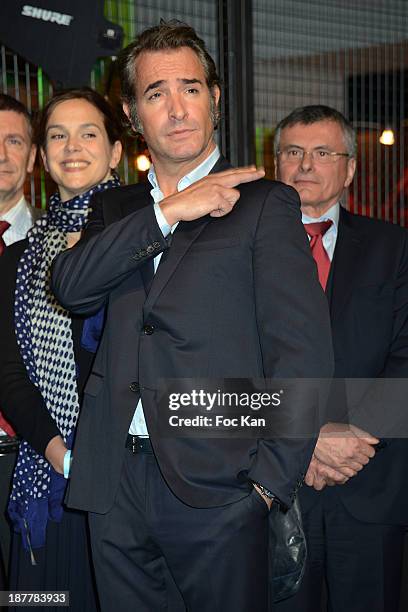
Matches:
[1,196,36,246]
[129,145,221,436]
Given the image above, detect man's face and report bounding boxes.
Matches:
[275,120,356,217]
[124,47,220,174]
[0,110,36,211]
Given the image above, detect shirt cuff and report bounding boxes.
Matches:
[154,202,172,238]
[251,480,285,509]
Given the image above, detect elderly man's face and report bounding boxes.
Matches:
[275,120,356,217]
[124,47,220,176]
[0,110,35,211]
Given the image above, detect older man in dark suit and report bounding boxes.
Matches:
[275,104,408,612]
[52,22,333,612]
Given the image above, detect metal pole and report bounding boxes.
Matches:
[218,0,255,166]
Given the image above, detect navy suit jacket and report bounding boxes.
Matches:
[300,206,408,525]
[52,157,334,514]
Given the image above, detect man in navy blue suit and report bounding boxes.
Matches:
[275,104,408,612]
[52,24,333,612]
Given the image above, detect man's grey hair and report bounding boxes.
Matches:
[273,105,357,158]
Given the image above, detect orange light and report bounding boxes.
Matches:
[379,129,395,146]
[136,154,151,171]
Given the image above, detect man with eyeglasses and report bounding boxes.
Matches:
[274,105,408,612]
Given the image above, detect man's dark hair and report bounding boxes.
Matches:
[117,20,220,133]
[118,20,220,104]
[274,105,357,158]
[35,87,123,150]
[0,93,32,138]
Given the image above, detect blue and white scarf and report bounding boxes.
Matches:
[9,177,120,552]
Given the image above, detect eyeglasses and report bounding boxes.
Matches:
[277,147,351,165]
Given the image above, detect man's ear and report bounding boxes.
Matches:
[210,85,221,127]
[40,147,49,172]
[122,102,131,123]
[122,102,142,134]
[344,157,356,188]
[212,84,221,108]
[27,144,36,174]
[274,158,279,180]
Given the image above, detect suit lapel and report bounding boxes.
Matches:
[143,154,231,318]
[140,258,155,295]
[142,216,210,317]
[329,207,363,321]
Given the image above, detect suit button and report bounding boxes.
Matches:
[153,242,161,249]
[146,245,154,254]
[129,382,140,392]
[143,324,155,335]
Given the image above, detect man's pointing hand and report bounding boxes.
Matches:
[160,166,265,226]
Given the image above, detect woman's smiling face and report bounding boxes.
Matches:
[41,98,121,202]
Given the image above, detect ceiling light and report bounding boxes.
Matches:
[379,129,395,146]
[136,154,151,171]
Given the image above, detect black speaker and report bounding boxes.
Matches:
[0,0,123,87]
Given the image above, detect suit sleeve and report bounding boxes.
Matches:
[381,229,408,377]
[246,183,334,507]
[51,190,168,315]
[375,229,408,437]
[0,244,61,456]
[349,227,408,437]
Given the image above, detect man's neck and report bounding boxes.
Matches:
[301,202,336,219]
[152,142,217,197]
[0,191,24,216]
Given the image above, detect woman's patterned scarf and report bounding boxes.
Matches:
[9,177,120,553]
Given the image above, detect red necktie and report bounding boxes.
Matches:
[304,221,333,290]
[0,412,16,437]
[0,220,10,256]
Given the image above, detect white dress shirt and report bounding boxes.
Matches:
[1,197,37,246]
[302,202,340,262]
[129,146,221,437]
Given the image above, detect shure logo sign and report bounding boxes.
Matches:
[21,5,74,26]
